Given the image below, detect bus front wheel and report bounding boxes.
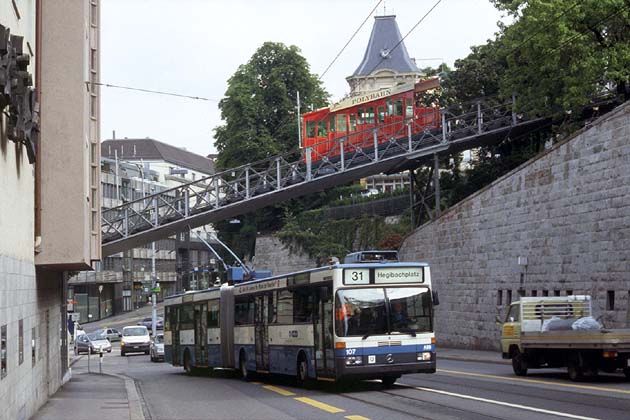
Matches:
[382,376,399,388]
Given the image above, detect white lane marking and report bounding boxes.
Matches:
[412,386,602,420]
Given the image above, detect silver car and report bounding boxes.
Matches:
[74,333,112,355]
[94,328,122,342]
[150,333,164,362]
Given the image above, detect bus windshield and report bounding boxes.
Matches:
[335,287,432,337]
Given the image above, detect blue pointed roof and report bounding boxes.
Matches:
[352,15,420,77]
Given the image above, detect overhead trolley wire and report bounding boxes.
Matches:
[89,81,218,101]
[319,0,384,80]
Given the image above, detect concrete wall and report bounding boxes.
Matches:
[399,102,630,350]
[254,235,316,276]
[1,2,68,419]
[37,0,101,269]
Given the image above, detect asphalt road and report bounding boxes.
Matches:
[78,341,630,420]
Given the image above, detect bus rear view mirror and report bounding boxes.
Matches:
[432,290,440,306]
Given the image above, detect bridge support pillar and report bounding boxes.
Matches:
[340,140,345,171]
[305,147,312,181]
[373,130,379,161]
[245,167,250,198]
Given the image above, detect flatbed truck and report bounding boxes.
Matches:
[499,295,630,381]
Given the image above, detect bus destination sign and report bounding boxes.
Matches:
[374,268,424,284]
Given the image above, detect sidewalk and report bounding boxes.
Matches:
[438,346,510,365]
[32,356,144,420]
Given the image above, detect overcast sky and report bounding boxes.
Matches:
[101,0,506,156]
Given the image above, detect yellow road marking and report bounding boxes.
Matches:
[438,369,630,395]
[294,397,345,413]
[345,416,371,420]
[262,385,296,397]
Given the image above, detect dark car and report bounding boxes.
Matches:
[137,316,163,330]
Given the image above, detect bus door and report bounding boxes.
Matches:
[172,307,181,365]
[255,295,270,371]
[194,304,208,366]
[314,286,334,378]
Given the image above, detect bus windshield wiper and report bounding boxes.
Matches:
[362,333,374,340]
[391,329,416,337]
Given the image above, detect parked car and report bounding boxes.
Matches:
[121,326,151,356]
[137,317,163,330]
[150,332,164,362]
[74,333,112,355]
[93,328,122,342]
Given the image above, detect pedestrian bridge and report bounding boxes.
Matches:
[101,98,550,256]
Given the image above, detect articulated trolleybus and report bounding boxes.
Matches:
[164,259,437,386]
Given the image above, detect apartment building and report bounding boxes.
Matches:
[68,138,217,321]
[0,1,101,418]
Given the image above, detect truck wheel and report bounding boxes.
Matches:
[511,350,528,376]
[567,359,584,382]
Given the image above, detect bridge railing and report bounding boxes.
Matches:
[102,97,527,244]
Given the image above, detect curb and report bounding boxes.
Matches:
[106,372,146,420]
[70,357,145,420]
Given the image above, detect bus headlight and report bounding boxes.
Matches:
[345,356,363,366]
[417,352,431,361]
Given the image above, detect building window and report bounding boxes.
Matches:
[607,291,615,311]
[531,290,538,297]
[542,290,549,297]
[554,290,561,297]
[18,320,23,365]
[1,325,7,378]
[90,1,99,27]
[566,290,573,296]
[518,289,525,298]
[507,290,512,304]
[31,327,36,367]
[497,290,503,306]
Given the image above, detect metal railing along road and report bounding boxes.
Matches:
[101,98,543,255]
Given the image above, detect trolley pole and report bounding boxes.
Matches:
[151,241,157,337]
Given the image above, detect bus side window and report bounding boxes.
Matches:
[293,289,314,323]
[395,98,403,117]
[317,120,328,137]
[378,106,385,123]
[357,107,364,124]
[329,115,336,133]
[235,297,254,325]
[306,121,315,138]
[276,290,293,324]
[405,98,413,118]
[387,98,393,116]
[207,300,219,328]
[349,114,356,132]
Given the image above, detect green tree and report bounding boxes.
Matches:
[214,42,328,170]
[213,42,329,259]
[495,0,630,114]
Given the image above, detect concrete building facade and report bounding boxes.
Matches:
[69,138,217,322]
[1,1,101,418]
[399,103,630,350]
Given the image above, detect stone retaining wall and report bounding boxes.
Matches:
[399,103,630,350]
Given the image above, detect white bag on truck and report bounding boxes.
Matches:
[571,316,602,330]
